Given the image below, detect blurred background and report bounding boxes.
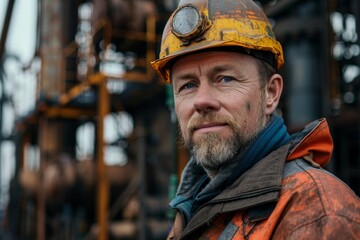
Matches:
[0,0,359,239]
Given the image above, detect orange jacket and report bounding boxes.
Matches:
[168,119,360,239]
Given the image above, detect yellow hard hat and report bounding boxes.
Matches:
[151,0,284,83]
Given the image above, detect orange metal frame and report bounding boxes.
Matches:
[16,12,161,240]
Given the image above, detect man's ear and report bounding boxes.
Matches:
[265,73,283,115]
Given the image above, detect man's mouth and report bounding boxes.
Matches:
[193,122,228,133]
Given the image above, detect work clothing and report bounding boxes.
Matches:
[168,118,360,239]
[173,114,290,219]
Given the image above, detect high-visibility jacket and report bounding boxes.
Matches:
[168,119,360,239]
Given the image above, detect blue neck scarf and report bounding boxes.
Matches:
[170,114,291,223]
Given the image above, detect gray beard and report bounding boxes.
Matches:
[187,130,253,173]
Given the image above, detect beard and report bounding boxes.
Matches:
[190,128,243,172]
[182,100,267,173]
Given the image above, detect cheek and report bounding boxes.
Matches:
[175,101,190,132]
[230,101,257,128]
[175,95,194,115]
[246,102,251,112]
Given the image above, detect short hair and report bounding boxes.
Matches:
[255,58,276,89]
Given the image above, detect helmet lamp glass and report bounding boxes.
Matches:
[172,6,201,38]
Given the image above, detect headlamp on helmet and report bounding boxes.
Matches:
[171,4,211,45]
[151,0,284,83]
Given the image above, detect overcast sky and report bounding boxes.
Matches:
[1,0,37,62]
[1,0,37,117]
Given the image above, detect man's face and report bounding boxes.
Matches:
[171,51,269,172]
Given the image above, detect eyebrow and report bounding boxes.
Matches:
[173,72,198,81]
[209,64,249,81]
[172,63,246,83]
[174,65,232,79]
[208,65,233,77]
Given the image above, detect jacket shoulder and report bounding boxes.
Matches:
[273,159,360,238]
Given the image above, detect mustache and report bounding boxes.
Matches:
[187,114,238,133]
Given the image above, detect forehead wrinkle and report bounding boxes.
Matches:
[174,72,198,82]
[208,65,231,77]
[172,62,201,81]
[207,64,247,79]
[198,65,202,76]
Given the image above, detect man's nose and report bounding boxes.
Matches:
[193,84,220,114]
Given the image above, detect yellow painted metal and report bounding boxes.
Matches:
[151,0,284,83]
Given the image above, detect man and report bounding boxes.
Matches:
[151,0,360,239]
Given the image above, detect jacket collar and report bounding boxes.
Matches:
[181,144,289,238]
[176,118,333,238]
[171,114,290,222]
[287,118,333,167]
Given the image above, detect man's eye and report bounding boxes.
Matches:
[180,82,196,91]
[220,76,235,83]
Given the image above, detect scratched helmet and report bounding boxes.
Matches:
[151,0,284,83]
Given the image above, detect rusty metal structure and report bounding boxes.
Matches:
[1,0,180,239]
[260,0,360,194]
[0,0,359,239]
